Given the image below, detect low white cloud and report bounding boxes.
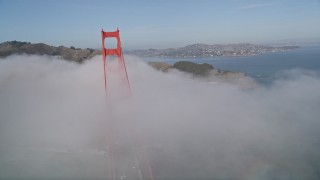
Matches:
[0,55,320,179]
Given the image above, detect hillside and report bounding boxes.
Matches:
[0,41,100,62]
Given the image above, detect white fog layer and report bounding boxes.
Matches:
[0,55,320,180]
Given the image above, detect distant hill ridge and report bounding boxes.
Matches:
[127,43,300,58]
[0,41,100,62]
[0,41,300,61]
[0,41,258,88]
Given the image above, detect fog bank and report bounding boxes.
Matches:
[0,55,320,180]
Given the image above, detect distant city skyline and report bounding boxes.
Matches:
[1,0,320,50]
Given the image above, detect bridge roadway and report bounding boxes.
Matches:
[106,101,154,180]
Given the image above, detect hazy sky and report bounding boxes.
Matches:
[1,0,320,49]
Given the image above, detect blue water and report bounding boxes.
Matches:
[143,45,320,85]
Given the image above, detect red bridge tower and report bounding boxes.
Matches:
[101,28,130,95]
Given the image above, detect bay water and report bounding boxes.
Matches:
[143,45,320,85]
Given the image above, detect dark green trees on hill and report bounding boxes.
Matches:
[10,41,30,48]
[173,61,214,76]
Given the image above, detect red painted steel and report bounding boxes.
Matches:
[101,28,131,95]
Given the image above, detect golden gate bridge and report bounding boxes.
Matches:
[101,28,154,180]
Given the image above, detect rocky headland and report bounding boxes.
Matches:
[149,61,257,88]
